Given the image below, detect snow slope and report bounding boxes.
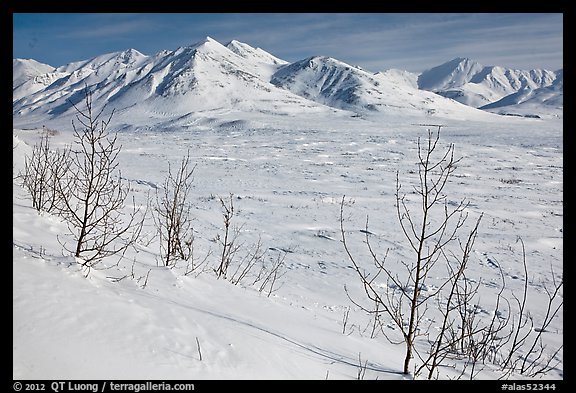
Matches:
[225,39,288,80]
[374,68,419,89]
[13,110,563,380]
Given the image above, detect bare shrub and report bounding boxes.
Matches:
[214,194,243,280]
[55,86,145,274]
[340,126,562,379]
[341,126,474,375]
[153,150,208,274]
[213,193,287,295]
[19,128,70,213]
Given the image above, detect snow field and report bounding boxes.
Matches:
[13,113,562,379]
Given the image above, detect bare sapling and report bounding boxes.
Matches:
[341,126,473,376]
[341,126,563,379]
[153,150,206,273]
[56,86,145,275]
[213,193,287,294]
[20,127,70,213]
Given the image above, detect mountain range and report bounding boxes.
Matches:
[13,37,563,131]
[417,57,562,116]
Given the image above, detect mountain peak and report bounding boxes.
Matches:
[186,36,225,51]
[115,48,147,63]
[13,58,56,88]
[225,39,288,66]
[124,48,145,56]
[451,57,474,65]
[225,39,254,52]
[418,57,483,91]
[13,58,55,71]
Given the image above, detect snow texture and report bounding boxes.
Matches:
[13,38,562,380]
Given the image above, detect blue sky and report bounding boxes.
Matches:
[13,13,563,73]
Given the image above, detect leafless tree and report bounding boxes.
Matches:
[341,126,473,375]
[341,126,563,379]
[153,150,206,272]
[214,194,243,280]
[446,237,562,380]
[20,127,70,213]
[413,214,484,379]
[55,87,145,274]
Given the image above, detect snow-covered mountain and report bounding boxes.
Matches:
[418,57,562,113]
[14,38,561,131]
[270,55,487,119]
[417,57,484,92]
[480,70,563,117]
[13,59,63,101]
[13,58,56,88]
[225,39,288,80]
[13,37,350,131]
[13,37,504,131]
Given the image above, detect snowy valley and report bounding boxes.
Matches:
[13,37,563,381]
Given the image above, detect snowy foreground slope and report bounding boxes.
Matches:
[13,108,562,379]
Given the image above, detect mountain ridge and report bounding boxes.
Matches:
[417,57,562,111]
[13,38,561,130]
